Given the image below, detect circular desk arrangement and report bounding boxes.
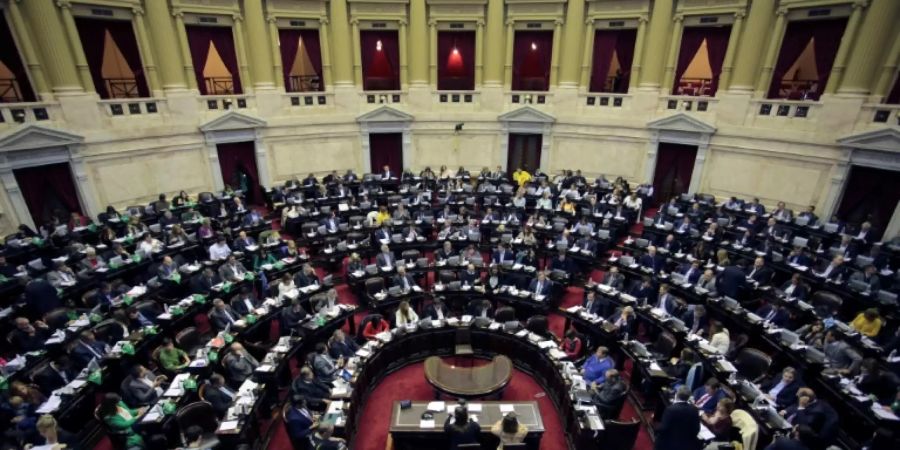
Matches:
[424,355,513,399]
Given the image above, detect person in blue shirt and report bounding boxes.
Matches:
[691,378,727,414]
[582,346,615,384]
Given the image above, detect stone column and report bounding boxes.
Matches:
[318,19,334,89]
[475,20,485,87]
[351,19,362,86]
[578,19,595,89]
[267,17,284,89]
[56,0,95,93]
[754,7,788,97]
[399,19,409,89]
[661,15,684,94]
[838,0,895,95]
[717,12,744,90]
[428,20,438,86]
[871,32,900,102]
[504,20,515,88]
[144,0,186,90]
[558,0,586,87]
[172,10,198,90]
[639,0,674,89]
[328,0,354,85]
[232,15,254,93]
[728,0,774,92]
[549,19,564,86]
[824,0,868,94]
[7,0,51,98]
[483,0,505,85]
[130,7,162,95]
[408,0,428,85]
[18,0,81,94]
[629,16,648,90]
[242,0,274,90]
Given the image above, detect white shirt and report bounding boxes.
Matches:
[395,309,419,327]
[710,330,730,354]
[209,243,232,261]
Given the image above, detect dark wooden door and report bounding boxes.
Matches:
[652,143,698,205]
[507,133,542,175]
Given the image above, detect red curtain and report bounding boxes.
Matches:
[360,30,400,91]
[0,15,35,102]
[612,29,637,93]
[13,163,82,225]
[437,31,476,90]
[217,142,262,204]
[767,18,847,100]
[672,27,707,95]
[278,28,324,92]
[368,133,403,176]
[512,31,553,91]
[652,143,698,205]
[74,17,150,99]
[836,166,900,238]
[703,26,731,96]
[886,74,900,104]
[186,25,243,95]
[589,29,637,93]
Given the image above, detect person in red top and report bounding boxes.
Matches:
[362,315,390,340]
[560,329,583,359]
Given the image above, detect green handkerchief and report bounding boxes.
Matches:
[221,282,232,293]
[163,401,177,415]
[123,295,134,306]
[121,342,135,355]
[182,378,198,391]
[208,350,219,362]
[246,314,257,324]
[90,313,103,323]
[170,306,184,316]
[192,294,206,304]
[244,272,255,281]
[88,370,103,385]
[224,334,234,344]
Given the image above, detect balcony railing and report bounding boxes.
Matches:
[771,80,821,101]
[434,91,478,105]
[660,95,717,113]
[104,78,141,99]
[286,75,322,93]
[204,77,236,96]
[0,78,26,103]
[752,99,821,120]
[674,78,714,97]
[584,93,628,108]
[203,94,251,111]
[860,103,900,126]
[99,98,163,117]
[510,91,551,105]
[285,92,332,108]
[362,91,403,105]
[0,102,56,126]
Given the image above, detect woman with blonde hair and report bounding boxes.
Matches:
[395,300,419,327]
[716,249,731,266]
[490,412,528,449]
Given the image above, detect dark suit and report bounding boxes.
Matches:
[11,328,49,353]
[231,295,260,316]
[679,265,702,284]
[716,266,748,299]
[659,239,681,253]
[491,249,514,264]
[756,304,789,328]
[329,336,359,359]
[550,257,574,274]
[25,279,62,317]
[783,400,839,447]
[639,253,663,273]
[444,417,481,450]
[71,340,107,368]
[423,304,449,320]
[681,309,709,335]
[294,271,320,288]
[592,379,627,418]
[747,265,774,285]
[204,384,235,416]
[192,274,221,295]
[761,376,802,409]
[209,306,239,330]
[34,365,75,394]
[375,252,395,267]
[601,272,625,290]
[654,402,701,450]
[629,284,656,305]
[285,406,315,441]
[781,281,809,299]
[459,270,480,286]
[292,378,332,407]
[529,278,551,296]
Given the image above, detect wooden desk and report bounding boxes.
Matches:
[389,400,544,450]
[424,355,513,399]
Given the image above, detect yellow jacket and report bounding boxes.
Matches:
[851,313,882,337]
[513,170,532,187]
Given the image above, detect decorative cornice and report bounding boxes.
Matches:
[852,0,869,9]
[232,14,244,22]
[638,15,649,24]
[132,7,145,16]
[398,18,408,26]
[319,17,329,25]
[172,9,185,19]
[585,18,594,26]
[56,0,72,10]
[266,15,278,23]
[506,19,515,26]
[350,18,360,25]
[776,7,788,16]
[553,18,564,26]
[475,19,485,27]
[428,19,438,27]
[673,14,684,23]
[734,11,745,20]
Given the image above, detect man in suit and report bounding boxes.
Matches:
[659,234,681,254]
[230,286,259,316]
[600,267,625,290]
[654,386,701,450]
[762,367,802,409]
[691,378,727,414]
[786,247,812,266]
[529,271,551,296]
[823,331,862,375]
[639,246,663,273]
[682,305,709,336]
[582,290,608,317]
[815,255,848,282]
[424,298,449,320]
[747,257,774,286]
[243,209,264,228]
[849,265,881,292]
[832,235,857,259]
[321,212,341,233]
[753,300,788,326]
[696,269,718,294]
[46,262,78,289]
[219,255,248,283]
[716,262,748,299]
[381,165,393,179]
[747,198,766,215]
[549,251,573,275]
[655,284,679,316]
[311,343,339,382]
[458,263,481,286]
[10,317,50,353]
[294,263,320,288]
[466,299,492,319]
[375,244,395,268]
[204,373,236,417]
[393,266,417,290]
[854,221,875,245]
[34,355,76,395]
[491,243,514,264]
[156,256,179,281]
[673,217,693,235]
[780,388,839,448]
[70,330,108,369]
[797,205,818,226]
[233,231,256,252]
[582,346,615,384]
[780,273,808,299]
[375,224,392,243]
[121,364,163,407]
[343,169,358,182]
[591,369,628,419]
[292,367,332,411]
[281,299,309,335]
[192,268,221,295]
[678,260,703,284]
[628,276,657,305]
[209,298,239,330]
[223,343,259,386]
[285,396,316,443]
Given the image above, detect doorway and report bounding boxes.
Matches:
[507,133,542,175]
[837,165,900,239]
[216,141,262,204]
[368,133,403,176]
[652,142,698,205]
[13,163,83,227]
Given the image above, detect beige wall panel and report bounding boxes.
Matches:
[270,137,361,180]
[90,149,210,207]
[551,137,645,180]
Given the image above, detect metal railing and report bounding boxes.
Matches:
[0,78,25,103]
[204,77,235,95]
[674,77,714,96]
[287,75,321,92]
[104,78,140,99]
[771,80,821,101]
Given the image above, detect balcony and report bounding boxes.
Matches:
[509,91,551,106]
[202,95,252,111]
[860,103,900,127]
[283,92,332,108]
[361,91,404,105]
[433,91,479,106]
[583,92,628,108]
[0,102,56,128]
[660,95,717,113]
[99,98,164,117]
[752,99,820,120]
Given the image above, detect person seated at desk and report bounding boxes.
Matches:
[444,406,481,450]
[628,276,656,306]
[516,248,537,267]
[700,398,735,447]
[708,321,731,355]
[823,330,863,376]
[311,342,341,383]
[346,252,364,274]
[516,226,538,247]
[281,299,309,334]
[560,329,583,360]
[786,247,812,267]
[219,254,248,283]
[362,315,390,340]
[71,330,109,369]
[34,355,76,395]
[209,298,239,330]
[639,246,663,273]
[233,231,256,252]
[694,269,718,294]
[435,241,455,262]
[458,263,481,287]
[79,247,107,272]
[490,412,528,450]
[780,388,838,448]
[97,393,144,449]
[486,265,504,291]
[762,367,802,409]
[328,329,359,359]
[814,255,848,281]
[746,257,774,286]
[208,236,231,261]
[46,261,78,289]
[744,214,763,234]
[664,349,697,384]
[167,224,191,246]
[850,308,883,338]
[655,284,680,316]
[756,302,789,328]
[682,305,709,336]
[529,271,552,297]
[674,260,702,285]
[550,250,574,275]
[224,343,259,386]
[231,286,260,317]
[294,264,321,288]
[854,221,875,245]
[795,319,826,349]
[424,298,450,321]
[10,317,50,353]
[395,301,419,327]
[591,368,628,418]
[692,378,727,414]
[765,424,818,450]
[781,273,808,300]
[310,423,347,450]
[598,266,625,291]
[375,244,395,268]
[203,374,236,418]
[121,364,165,407]
[277,273,297,300]
[856,358,900,405]
[492,243,515,264]
[849,265,881,293]
[655,386,701,450]
[291,366,333,412]
[582,346,615,384]
[658,234,681,255]
[466,299,493,319]
[286,396,316,444]
[158,338,190,372]
[582,290,608,317]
